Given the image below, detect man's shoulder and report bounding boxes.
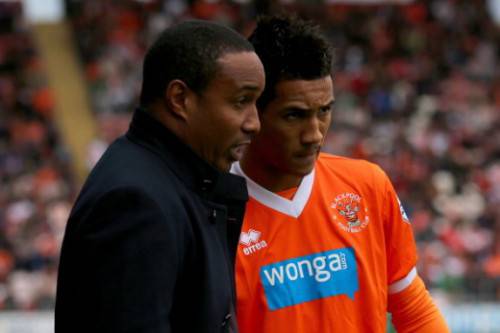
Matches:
[78,137,183,209]
[317,153,383,176]
[93,136,178,183]
[98,136,168,171]
[316,153,391,191]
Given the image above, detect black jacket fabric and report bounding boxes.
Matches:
[55,109,247,333]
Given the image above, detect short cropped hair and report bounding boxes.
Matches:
[248,15,333,109]
[140,20,254,107]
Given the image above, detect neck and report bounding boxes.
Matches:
[240,152,303,193]
[145,103,188,143]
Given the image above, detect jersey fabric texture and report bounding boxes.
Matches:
[232,153,418,333]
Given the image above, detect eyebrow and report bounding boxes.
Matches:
[323,99,336,108]
[284,99,336,112]
[238,84,262,92]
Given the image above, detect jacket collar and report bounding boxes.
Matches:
[126,108,247,202]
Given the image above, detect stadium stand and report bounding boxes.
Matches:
[0,1,76,310]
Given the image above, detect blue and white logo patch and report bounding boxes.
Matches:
[259,247,359,311]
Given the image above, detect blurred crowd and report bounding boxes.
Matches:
[319,1,500,303]
[0,2,76,310]
[0,0,498,310]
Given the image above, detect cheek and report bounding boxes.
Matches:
[217,113,241,134]
[258,130,292,157]
[321,116,332,133]
[320,126,329,139]
[210,110,243,143]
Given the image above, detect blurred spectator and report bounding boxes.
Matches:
[0,2,76,310]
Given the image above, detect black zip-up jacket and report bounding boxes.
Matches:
[55,109,247,332]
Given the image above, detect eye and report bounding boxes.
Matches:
[319,105,332,115]
[283,108,306,121]
[234,95,253,108]
[284,111,300,120]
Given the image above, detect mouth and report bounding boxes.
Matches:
[293,149,320,164]
[229,141,251,162]
[295,148,320,158]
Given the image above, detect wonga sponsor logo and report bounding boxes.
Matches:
[239,229,267,256]
[260,247,359,311]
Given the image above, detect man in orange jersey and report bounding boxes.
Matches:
[231,15,449,333]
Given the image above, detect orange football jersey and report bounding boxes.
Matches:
[231,153,418,333]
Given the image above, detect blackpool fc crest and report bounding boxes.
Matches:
[331,192,369,233]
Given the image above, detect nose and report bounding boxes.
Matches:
[301,117,324,146]
[242,105,261,134]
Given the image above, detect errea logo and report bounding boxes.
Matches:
[239,229,267,256]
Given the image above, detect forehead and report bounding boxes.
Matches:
[209,51,264,88]
[272,76,334,108]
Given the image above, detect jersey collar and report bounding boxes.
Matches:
[231,162,315,218]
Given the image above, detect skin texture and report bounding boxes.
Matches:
[241,76,335,192]
[183,51,265,171]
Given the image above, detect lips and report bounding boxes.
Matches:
[295,151,317,158]
[229,142,251,161]
[293,149,320,165]
[295,147,320,158]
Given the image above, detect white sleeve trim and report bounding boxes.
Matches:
[388,267,417,294]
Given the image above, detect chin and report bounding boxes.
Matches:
[222,163,233,173]
[214,159,232,172]
[291,163,315,177]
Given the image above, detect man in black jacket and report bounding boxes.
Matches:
[55,20,265,332]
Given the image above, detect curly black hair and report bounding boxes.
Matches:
[140,20,254,107]
[249,15,333,109]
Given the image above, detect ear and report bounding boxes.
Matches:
[164,79,195,121]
